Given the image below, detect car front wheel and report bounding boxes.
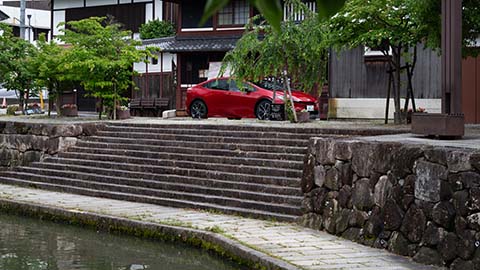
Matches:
[255,100,272,120]
[190,100,208,119]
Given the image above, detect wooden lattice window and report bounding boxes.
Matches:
[218,0,250,27]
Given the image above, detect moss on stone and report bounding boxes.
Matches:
[0,203,278,270]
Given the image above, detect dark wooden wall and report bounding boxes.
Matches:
[462,55,480,124]
[330,46,442,99]
[65,3,146,32]
[133,73,175,110]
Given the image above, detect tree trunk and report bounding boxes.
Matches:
[98,99,103,120]
[392,46,402,124]
[47,86,52,117]
[284,75,298,123]
[113,84,117,120]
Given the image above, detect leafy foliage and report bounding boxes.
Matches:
[59,17,154,119]
[221,0,328,122]
[0,23,39,114]
[139,19,176,40]
[412,0,480,57]
[221,0,328,93]
[326,0,431,124]
[326,0,422,54]
[202,0,345,31]
[31,34,66,116]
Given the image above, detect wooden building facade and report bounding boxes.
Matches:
[330,45,480,123]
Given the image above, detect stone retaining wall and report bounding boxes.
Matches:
[301,137,480,269]
[0,121,102,168]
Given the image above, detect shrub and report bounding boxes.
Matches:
[6,105,19,116]
[139,20,175,40]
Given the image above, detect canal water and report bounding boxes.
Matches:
[0,214,247,270]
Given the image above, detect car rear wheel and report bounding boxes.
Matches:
[190,100,208,119]
[255,100,272,120]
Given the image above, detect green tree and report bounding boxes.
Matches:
[0,23,39,115]
[31,34,66,117]
[139,19,176,39]
[412,0,480,57]
[221,0,328,122]
[326,0,428,124]
[59,17,153,119]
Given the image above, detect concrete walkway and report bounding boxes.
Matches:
[0,184,439,270]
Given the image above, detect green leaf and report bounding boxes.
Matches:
[200,0,229,26]
[249,0,283,31]
[316,0,346,20]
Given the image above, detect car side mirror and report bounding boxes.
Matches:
[242,87,253,93]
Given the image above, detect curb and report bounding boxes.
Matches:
[0,198,302,270]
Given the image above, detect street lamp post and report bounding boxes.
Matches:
[27,14,31,42]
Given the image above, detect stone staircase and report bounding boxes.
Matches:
[0,123,333,222]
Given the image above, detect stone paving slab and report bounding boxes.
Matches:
[0,184,441,270]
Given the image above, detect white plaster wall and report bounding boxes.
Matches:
[145,3,153,22]
[53,0,83,10]
[0,6,51,41]
[86,0,117,7]
[53,10,65,36]
[0,6,50,29]
[154,0,163,20]
[134,53,175,73]
[329,98,442,119]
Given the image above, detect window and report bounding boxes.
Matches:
[218,0,250,26]
[229,81,254,92]
[205,79,229,90]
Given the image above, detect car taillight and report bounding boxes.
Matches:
[187,88,192,91]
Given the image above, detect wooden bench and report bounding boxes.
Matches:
[129,98,142,116]
[129,98,169,117]
[141,98,155,109]
[155,98,169,109]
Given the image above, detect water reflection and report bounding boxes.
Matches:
[0,214,247,270]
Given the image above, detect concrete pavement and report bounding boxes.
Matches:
[0,184,440,270]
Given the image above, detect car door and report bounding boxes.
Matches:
[226,81,258,118]
[202,79,230,116]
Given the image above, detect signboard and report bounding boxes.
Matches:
[208,62,232,80]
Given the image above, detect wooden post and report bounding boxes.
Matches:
[160,52,164,98]
[442,0,462,114]
[411,0,465,138]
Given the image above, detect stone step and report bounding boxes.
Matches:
[16,166,302,199]
[84,136,307,155]
[56,152,303,178]
[102,125,317,140]
[75,141,305,162]
[0,176,298,222]
[95,131,309,147]
[36,161,300,188]
[0,172,302,216]
[67,146,304,170]
[106,122,383,136]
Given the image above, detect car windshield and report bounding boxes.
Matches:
[252,80,283,91]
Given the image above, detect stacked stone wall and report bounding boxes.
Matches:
[0,121,102,168]
[301,137,480,269]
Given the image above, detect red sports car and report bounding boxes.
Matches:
[186,78,319,120]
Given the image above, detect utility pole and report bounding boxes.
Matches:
[19,0,26,39]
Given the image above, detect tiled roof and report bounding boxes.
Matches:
[139,35,240,52]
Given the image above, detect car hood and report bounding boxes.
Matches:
[275,90,316,102]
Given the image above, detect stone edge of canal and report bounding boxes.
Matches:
[0,198,300,270]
